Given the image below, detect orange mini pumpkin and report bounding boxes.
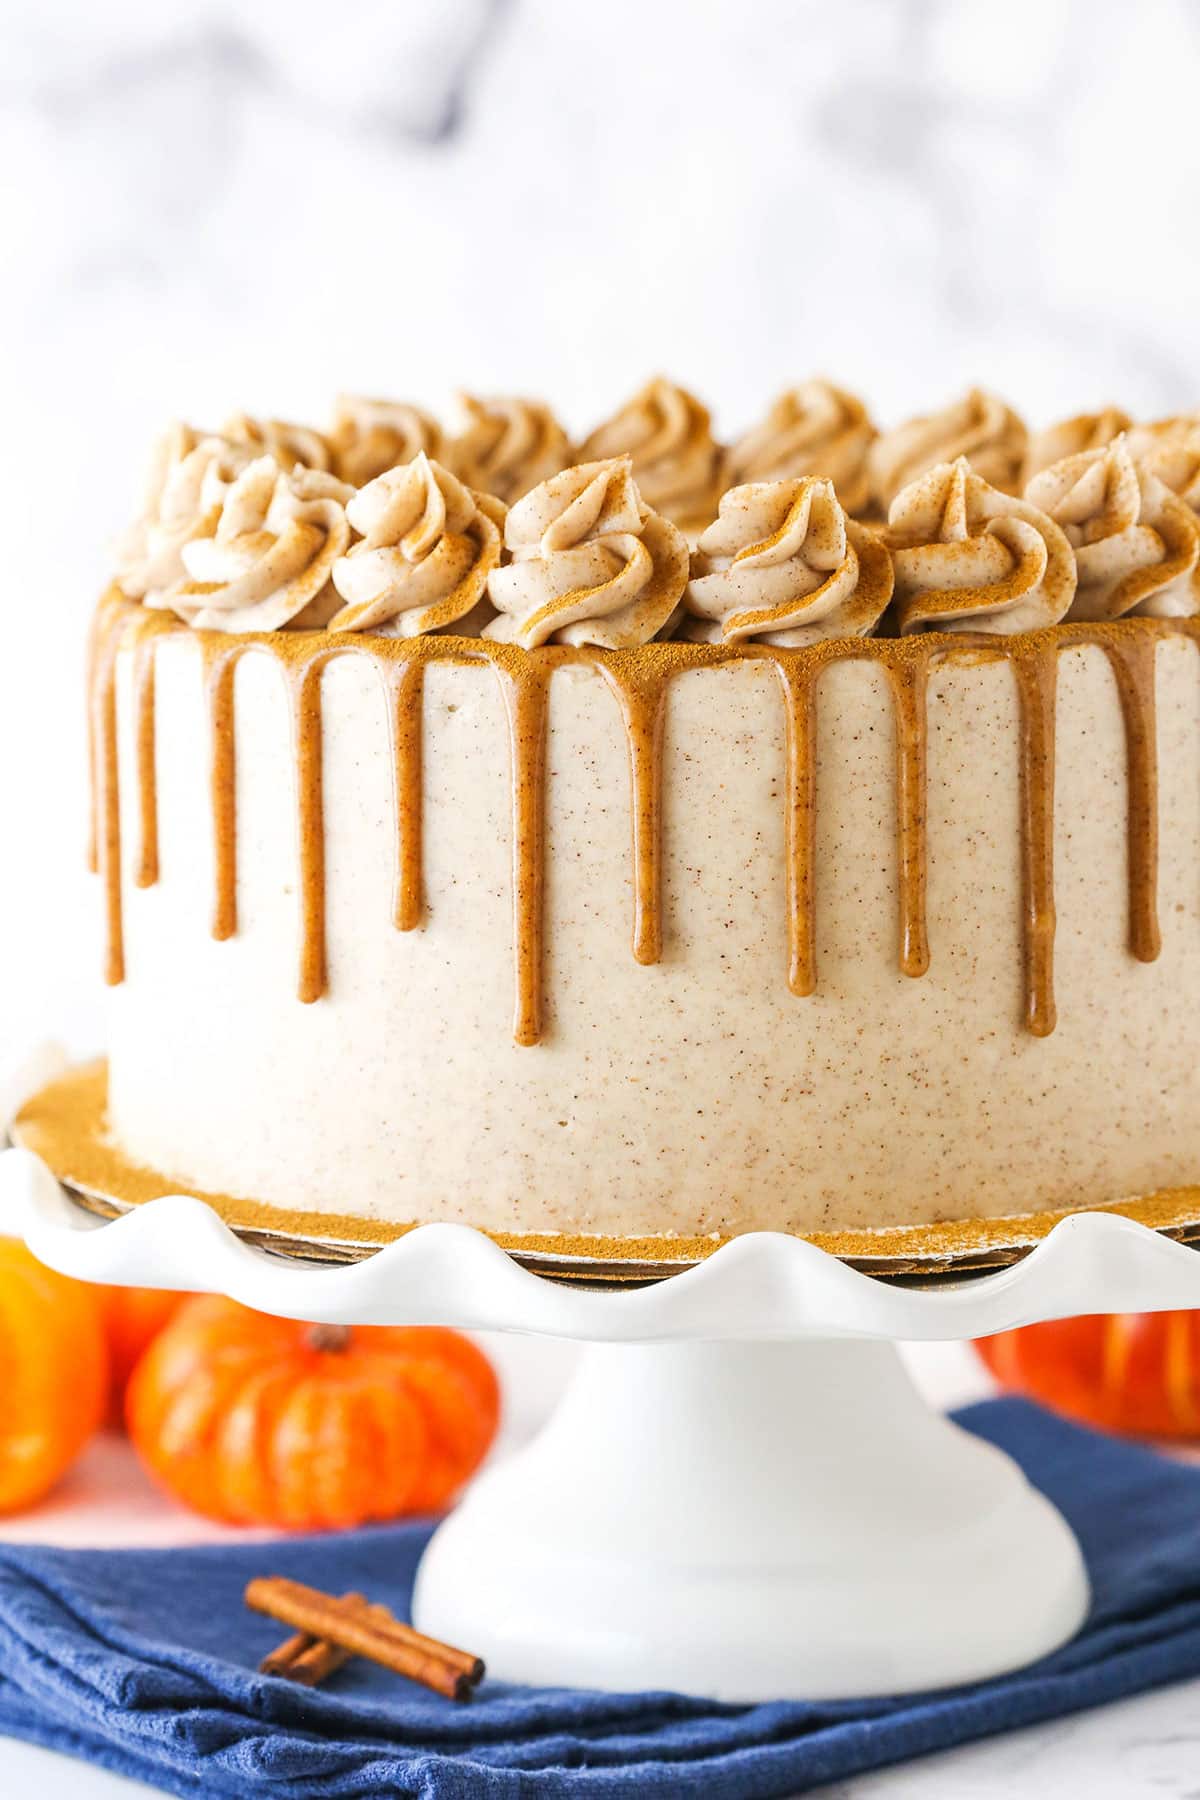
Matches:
[101,1286,187,1425]
[0,1239,109,1512]
[126,1296,501,1528]
[976,1312,1200,1438]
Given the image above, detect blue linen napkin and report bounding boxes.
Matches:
[1,1397,1199,1799]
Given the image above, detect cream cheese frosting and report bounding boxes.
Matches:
[887,457,1076,634]
[576,378,724,537]
[116,423,251,599]
[329,455,504,637]
[484,457,689,649]
[1026,438,1200,621]
[223,413,333,473]
[725,381,876,515]
[153,458,353,633]
[683,477,893,646]
[868,388,1027,513]
[1022,407,1132,483]
[330,395,445,487]
[1140,429,1200,515]
[449,394,573,504]
[1125,412,1200,460]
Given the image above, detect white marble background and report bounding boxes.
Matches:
[3,0,1200,1050]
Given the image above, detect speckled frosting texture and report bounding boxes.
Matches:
[483,457,688,648]
[115,425,251,599]
[329,395,446,487]
[98,613,1200,1239]
[330,455,503,637]
[887,457,1076,634]
[154,459,353,632]
[683,477,892,646]
[1022,407,1132,483]
[577,378,724,538]
[450,394,573,504]
[1026,439,1200,621]
[868,388,1027,513]
[725,381,875,515]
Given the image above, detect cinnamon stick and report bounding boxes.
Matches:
[246,1577,483,1700]
[260,1628,353,1686]
[259,1591,363,1684]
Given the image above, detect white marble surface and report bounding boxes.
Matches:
[4,0,1200,1057]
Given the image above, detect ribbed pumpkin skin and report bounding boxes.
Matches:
[126,1297,500,1528]
[976,1313,1200,1438]
[102,1287,187,1425]
[0,1240,109,1512]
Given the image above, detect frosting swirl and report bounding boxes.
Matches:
[329,455,504,637]
[484,457,689,649]
[1124,412,1200,459]
[222,412,332,473]
[1140,428,1200,515]
[330,395,446,487]
[868,388,1027,513]
[725,381,876,515]
[576,378,723,537]
[449,393,572,504]
[683,477,893,646]
[1022,406,1132,483]
[116,423,250,599]
[887,457,1076,634]
[157,458,353,632]
[1025,438,1200,621]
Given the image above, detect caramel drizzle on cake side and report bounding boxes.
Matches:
[87,593,1192,1045]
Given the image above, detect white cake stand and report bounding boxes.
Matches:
[9,1139,1200,1703]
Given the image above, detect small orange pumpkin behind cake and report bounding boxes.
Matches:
[102,1286,188,1425]
[976,1313,1200,1438]
[0,1240,109,1512]
[126,1297,500,1528]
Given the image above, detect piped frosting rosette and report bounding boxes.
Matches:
[886,457,1076,635]
[116,423,252,599]
[1124,412,1200,460]
[450,394,573,505]
[868,388,1027,513]
[1025,437,1200,621]
[484,457,689,649]
[682,477,893,647]
[330,395,446,487]
[726,382,876,516]
[1022,406,1132,483]
[577,378,724,538]
[222,413,333,473]
[1140,428,1200,516]
[329,455,504,637]
[155,457,353,632]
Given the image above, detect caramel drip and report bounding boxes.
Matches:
[1101,632,1161,965]
[598,666,669,966]
[888,657,931,979]
[132,636,160,888]
[85,592,1198,1049]
[495,662,550,1046]
[388,662,425,933]
[292,661,327,1005]
[205,651,240,942]
[773,660,819,996]
[1012,645,1059,1037]
[93,622,124,986]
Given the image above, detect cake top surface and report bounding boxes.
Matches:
[112,382,1200,652]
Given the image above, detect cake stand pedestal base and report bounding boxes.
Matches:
[414,1337,1088,1701]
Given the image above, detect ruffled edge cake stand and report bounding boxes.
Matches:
[12,1091,1200,1706]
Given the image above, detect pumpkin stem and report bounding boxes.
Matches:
[307,1323,352,1355]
